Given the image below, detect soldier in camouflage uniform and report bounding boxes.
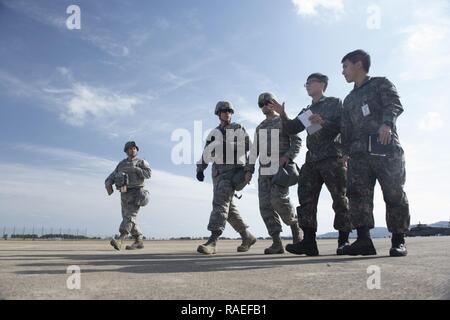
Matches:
[245,92,303,254]
[340,50,410,257]
[196,101,257,255]
[270,73,352,256]
[105,141,152,251]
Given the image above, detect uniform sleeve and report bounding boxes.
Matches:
[379,78,404,128]
[105,164,119,186]
[283,133,302,160]
[137,160,152,179]
[280,112,305,135]
[340,102,352,157]
[321,99,342,136]
[196,131,214,172]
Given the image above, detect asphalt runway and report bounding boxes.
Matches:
[0,237,448,300]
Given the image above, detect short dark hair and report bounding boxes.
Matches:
[307,73,329,90]
[341,49,371,72]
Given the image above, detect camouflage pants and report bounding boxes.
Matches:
[120,187,143,239]
[297,157,352,232]
[258,175,297,236]
[347,150,410,233]
[207,174,248,233]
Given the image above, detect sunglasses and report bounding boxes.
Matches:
[258,100,273,108]
[221,109,233,114]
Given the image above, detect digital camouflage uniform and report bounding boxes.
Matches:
[105,158,152,239]
[341,77,410,233]
[246,116,301,236]
[197,122,251,234]
[282,96,352,232]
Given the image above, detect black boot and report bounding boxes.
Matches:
[390,233,407,257]
[285,228,319,256]
[336,231,350,255]
[342,227,377,256]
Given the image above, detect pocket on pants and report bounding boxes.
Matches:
[134,189,150,207]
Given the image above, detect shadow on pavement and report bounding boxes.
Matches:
[12,251,388,275]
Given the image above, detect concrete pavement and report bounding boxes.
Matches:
[0,237,448,299]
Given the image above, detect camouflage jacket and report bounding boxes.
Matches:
[281,96,343,163]
[105,157,152,189]
[197,122,250,177]
[245,116,301,174]
[341,77,404,156]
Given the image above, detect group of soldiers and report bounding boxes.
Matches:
[105,49,410,257]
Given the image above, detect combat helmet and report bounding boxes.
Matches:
[124,141,139,153]
[214,101,235,115]
[258,92,277,108]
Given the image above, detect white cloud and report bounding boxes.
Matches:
[397,1,450,81]
[14,144,116,172]
[83,34,130,58]
[0,68,143,129]
[0,70,41,98]
[2,0,130,58]
[60,83,139,126]
[292,0,345,17]
[418,112,444,131]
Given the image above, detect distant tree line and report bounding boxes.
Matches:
[4,234,101,240]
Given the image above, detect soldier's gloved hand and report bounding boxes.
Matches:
[105,184,114,196]
[196,171,205,182]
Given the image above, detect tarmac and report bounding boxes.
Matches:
[0,237,449,300]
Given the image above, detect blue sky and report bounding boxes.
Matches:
[0,0,449,238]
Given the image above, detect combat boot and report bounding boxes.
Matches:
[336,231,350,255]
[264,233,284,254]
[110,238,123,251]
[125,239,144,250]
[110,233,127,251]
[285,228,319,256]
[197,231,221,255]
[291,223,303,244]
[341,227,377,256]
[237,229,257,252]
[389,233,407,257]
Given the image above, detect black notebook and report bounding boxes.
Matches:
[368,134,392,156]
